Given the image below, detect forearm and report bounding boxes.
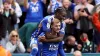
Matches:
[46,35,57,39]
[47,6,52,14]
[74,13,79,21]
[45,37,63,42]
[17,42,25,53]
[15,3,22,17]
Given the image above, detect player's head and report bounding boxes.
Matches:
[54,7,66,21]
[51,18,61,33]
[73,50,82,56]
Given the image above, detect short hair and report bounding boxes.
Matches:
[54,7,66,21]
[73,50,82,56]
[51,18,60,26]
[3,0,10,4]
[67,35,75,41]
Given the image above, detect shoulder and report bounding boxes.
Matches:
[42,15,53,22]
[74,4,82,11]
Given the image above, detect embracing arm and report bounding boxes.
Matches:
[39,33,64,42]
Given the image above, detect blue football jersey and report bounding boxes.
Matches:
[39,32,60,56]
[42,42,60,56]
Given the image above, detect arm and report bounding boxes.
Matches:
[39,33,64,42]
[47,1,53,14]
[24,0,29,9]
[15,2,22,18]
[6,42,16,53]
[17,41,26,53]
[74,7,79,21]
[10,9,17,24]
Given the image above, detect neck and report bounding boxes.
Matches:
[82,2,87,5]
[51,30,57,35]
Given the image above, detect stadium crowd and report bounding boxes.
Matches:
[0,0,100,56]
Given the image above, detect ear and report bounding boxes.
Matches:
[50,24,53,29]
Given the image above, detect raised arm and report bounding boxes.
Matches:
[15,2,22,17]
[24,0,29,9]
[47,1,53,14]
[45,32,64,42]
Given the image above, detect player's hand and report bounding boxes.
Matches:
[38,36,46,42]
[64,19,70,23]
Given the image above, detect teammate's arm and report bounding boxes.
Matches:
[39,33,64,42]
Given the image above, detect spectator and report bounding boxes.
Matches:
[62,0,74,37]
[0,45,12,56]
[7,0,22,29]
[74,0,94,44]
[73,50,82,56]
[6,30,25,53]
[92,4,100,52]
[47,0,62,14]
[63,35,82,53]
[24,0,43,23]
[80,33,96,53]
[0,1,17,48]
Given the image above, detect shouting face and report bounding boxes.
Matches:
[51,19,61,33]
